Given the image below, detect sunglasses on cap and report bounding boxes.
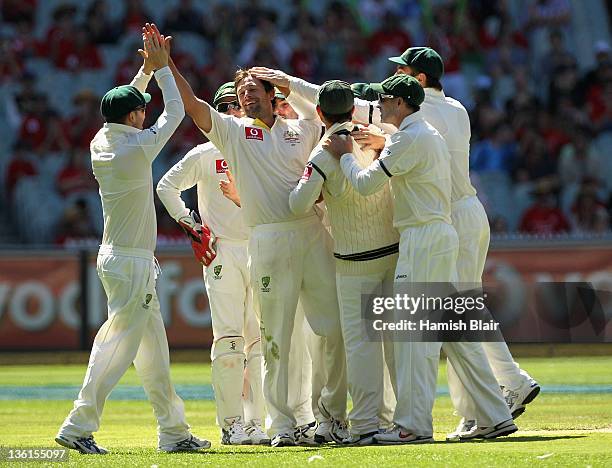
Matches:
[216,101,241,112]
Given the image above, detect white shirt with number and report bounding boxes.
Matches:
[340,113,452,229]
[156,142,249,241]
[90,66,184,252]
[203,108,323,227]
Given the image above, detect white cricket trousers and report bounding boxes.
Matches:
[336,254,398,435]
[249,215,347,436]
[392,222,511,436]
[59,245,190,446]
[205,239,264,429]
[448,196,533,420]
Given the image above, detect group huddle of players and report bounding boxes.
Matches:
[54,23,540,454]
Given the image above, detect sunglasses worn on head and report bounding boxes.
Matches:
[217,101,241,112]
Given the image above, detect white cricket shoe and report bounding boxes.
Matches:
[294,421,319,446]
[341,430,379,446]
[159,434,211,452]
[245,423,271,445]
[446,418,477,441]
[270,432,296,447]
[373,425,433,445]
[221,421,252,445]
[458,418,518,441]
[55,434,108,454]
[502,379,541,418]
[314,418,349,444]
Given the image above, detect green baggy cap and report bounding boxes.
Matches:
[370,74,425,107]
[213,82,237,107]
[388,47,444,80]
[100,85,151,121]
[350,82,378,101]
[317,80,354,115]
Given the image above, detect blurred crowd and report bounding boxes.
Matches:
[0,0,610,246]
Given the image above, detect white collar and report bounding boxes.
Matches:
[398,112,423,131]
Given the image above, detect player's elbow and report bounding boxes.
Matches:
[288,193,310,216]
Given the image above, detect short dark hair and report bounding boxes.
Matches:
[320,110,353,124]
[106,113,129,124]
[234,68,274,93]
[399,97,420,113]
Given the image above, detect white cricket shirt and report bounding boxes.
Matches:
[156,141,249,241]
[91,66,184,251]
[340,113,452,229]
[289,121,398,257]
[203,108,322,226]
[420,88,477,203]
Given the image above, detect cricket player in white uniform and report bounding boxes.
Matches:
[153,23,347,446]
[156,82,269,446]
[55,28,209,454]
[287,80,398,445]
[390,47,540,438]
[324,74,517,444]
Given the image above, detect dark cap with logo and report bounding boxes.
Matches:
[317,80,354,115]
[370,74,425,107]
[350,82,379,101]
[388,47,444,80]
[213,82,236,107]
[100,85,151,121]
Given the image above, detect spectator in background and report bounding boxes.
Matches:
[121,0,152,34]
[470,122,517,174]
[19,96,69,155]
[519,185,570,235]
[54,198,98,246]
[163,0,203,35]
[558,126,601,187]
[237,10,291,68]
[513,129,556,185]
[56,150,97,198]
[525,0,571,70]
[46,4,77,67]
[6,142,37,198]
[0,36,24,82]
[543,29,575,81]
[1,0,36,26]
[367,12,411,57]
[67,90,103,150]
[54,26,103,72]
[569,189,610,234]
[86,0,119,45]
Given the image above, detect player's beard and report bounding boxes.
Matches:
[243,102,263,119]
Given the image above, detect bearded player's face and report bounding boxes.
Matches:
[237,75,273,119]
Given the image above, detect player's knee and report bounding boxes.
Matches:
[211,336,245,362]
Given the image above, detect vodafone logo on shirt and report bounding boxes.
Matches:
[245,127,264,141]
[215,159,228,173]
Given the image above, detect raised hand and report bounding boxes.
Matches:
[138,23,171,72]
[249,67,291,88]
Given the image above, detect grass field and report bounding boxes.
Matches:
[1,356,611,467]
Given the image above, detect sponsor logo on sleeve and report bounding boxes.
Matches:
[215,159,228,174]
[245,127,264,141]
[301,163,313,181]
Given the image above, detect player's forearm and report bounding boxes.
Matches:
[340,153,388,196]
[156,178,190,222]
[288,76,320,106]
[289,183,320,215]
[129,66,153,93]
[168,57,199,115]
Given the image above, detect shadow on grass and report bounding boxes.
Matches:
[478,435,586,443]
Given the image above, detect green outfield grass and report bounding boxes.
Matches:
[0,357,611,467]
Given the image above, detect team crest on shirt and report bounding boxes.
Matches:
[213,265,223,279]
[245,126,264,141]
[301,163,313,181]
[283,129,301,145]
[261,276,271,292]
[215,159,228,173]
